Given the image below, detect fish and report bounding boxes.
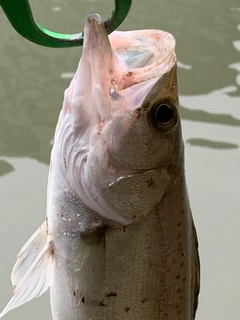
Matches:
[0,12,200,320]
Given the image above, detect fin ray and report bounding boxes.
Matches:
[0,223,53,318]
[76,228,106,318]
[11,223,48,286]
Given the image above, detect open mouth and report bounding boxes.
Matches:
[73,12,177,132]
[82,12,176,92]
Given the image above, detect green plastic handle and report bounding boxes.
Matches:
[0,0,132,48]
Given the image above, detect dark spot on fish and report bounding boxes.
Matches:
[106,292,117,297]
[176,275,181,279]
[126,71,133,77]
[164,312,168,317]
[64,157,67,171]
[81,296,85,304]
[110,90,121,100]
[48,240,54,256]
[97,121,104,135]
[45,217,49,234]
[135,107,141,119]
[73,290,76,297]
[125,307,130,313]
[146,246,151,249]
[182,277,186,282]
[98,301,107,307]
[180,262,184,267]
[146,178,156,188]
[177,233,181,239]
[122,226,126,232]
[177,222,181,226]
[141,298,148,304]
[176,287,181,293]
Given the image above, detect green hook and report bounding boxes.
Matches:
[0,0,132,48]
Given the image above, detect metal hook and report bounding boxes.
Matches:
[0,0,132,48]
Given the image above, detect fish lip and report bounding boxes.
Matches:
[86,12,103,27]
[84,13,107,47]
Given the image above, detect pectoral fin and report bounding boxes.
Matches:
[76,227,106,318]
[0,222,54,318]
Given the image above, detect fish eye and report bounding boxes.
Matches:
[150,100,178,132]
[155,103,173,125]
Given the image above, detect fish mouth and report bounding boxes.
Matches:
[83,12,176,87]
[80,13,176,117]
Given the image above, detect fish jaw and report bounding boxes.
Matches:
[62,13,128,124]
[53,13,178,224]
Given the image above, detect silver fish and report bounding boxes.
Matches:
[0,13,200,320]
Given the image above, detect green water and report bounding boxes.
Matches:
[0,0,239,319]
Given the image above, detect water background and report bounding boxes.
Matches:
[0,0,240,319]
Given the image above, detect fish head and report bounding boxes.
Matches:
[54,13,183,225]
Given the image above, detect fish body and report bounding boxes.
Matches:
[0,13,199,320]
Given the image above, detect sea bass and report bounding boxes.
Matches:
[0,13,200,320]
